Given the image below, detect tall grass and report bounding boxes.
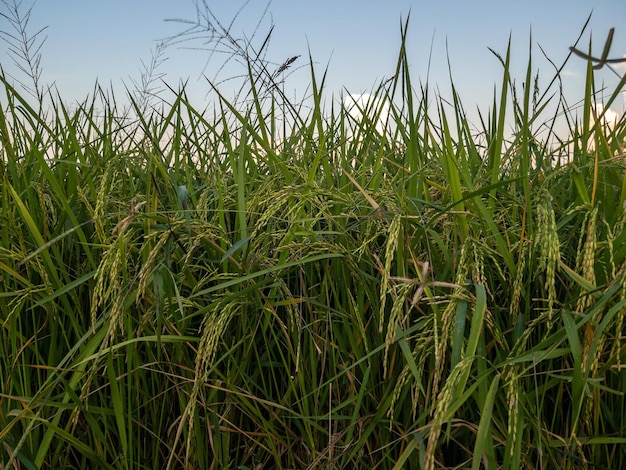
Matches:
[1,12,626,469]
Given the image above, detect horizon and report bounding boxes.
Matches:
[1,0,625,141]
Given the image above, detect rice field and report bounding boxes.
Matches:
[1,12,626,469]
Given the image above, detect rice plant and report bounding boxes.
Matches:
[1,6,626,469]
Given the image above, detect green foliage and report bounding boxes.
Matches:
[1,17,626,470]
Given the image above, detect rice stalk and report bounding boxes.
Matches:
[379,214,402,334]
[536,190,561,324]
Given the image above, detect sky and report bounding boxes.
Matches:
[1,0,625,129]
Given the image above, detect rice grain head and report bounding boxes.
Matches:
[425,357,473,470]
[510,241,528,323]
[90,235,126,332]
[537,192,561,324]
[506,371,521,461]
[379,215,402,333]
[383,282,412,377]
[434,241,470,396]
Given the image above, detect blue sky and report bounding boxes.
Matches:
[2,0,625,122]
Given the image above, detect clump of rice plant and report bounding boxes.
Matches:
[1,4,626,469]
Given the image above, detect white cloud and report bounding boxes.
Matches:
[343,92,391,136]
[614,55,626,73]
[591,102,620,131]
[556,103,623,166]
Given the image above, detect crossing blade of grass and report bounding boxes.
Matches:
[436,105,469,240]
[236,115,250,242]
[32,325,109,467]
[454,283,487,401]
[190,252,343,298]
[342,364,372,461]
[471,373,500,470]
[487,38,511,197]
[305,53,330,184]
[106,353,128,460]
[392,431,426,470]
[451,299,468,370]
